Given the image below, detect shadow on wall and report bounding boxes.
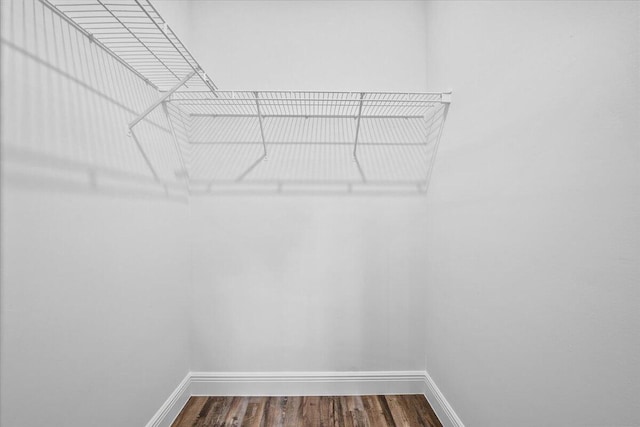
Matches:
[1,0,448,197]
[1,0,188,202]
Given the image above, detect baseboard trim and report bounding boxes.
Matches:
[423,370,465,427]
[144,373,191,427]
[190,371,427,396]
[146,370,463,427]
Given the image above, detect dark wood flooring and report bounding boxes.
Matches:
[171,395,442,427]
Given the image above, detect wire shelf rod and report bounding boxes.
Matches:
[186,142,433,146]
[170,97,444,104]
[211,91,447,96]
[188,114,426,119]
[191,179,431,186]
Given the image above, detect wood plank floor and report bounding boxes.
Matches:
[171,395,442,427]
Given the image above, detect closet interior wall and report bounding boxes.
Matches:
[422,1,640,426]
[184,0,432,374]
[0,1,192,426]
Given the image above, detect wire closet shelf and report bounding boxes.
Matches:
[45,0,451,194]
[45,0,215,92]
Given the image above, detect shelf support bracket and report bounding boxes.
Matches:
[421,96,451,193]
[354,155,366,183]
[235,153,267,182]
[254,91,268,158]
[353,92,365,158]
[162,102,190,192]
[128,69,196,130]
[128,127,161,182]
[126,70,195,183]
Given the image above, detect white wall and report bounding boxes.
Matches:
[0,1,192,425]
[423,1,640,426]
[185,1,432,373]
[188,0,428,91]
[189,196,429,372]
[1,193,190,427]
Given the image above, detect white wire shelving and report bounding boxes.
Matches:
[45,0,215,92]
[44,0,451,194]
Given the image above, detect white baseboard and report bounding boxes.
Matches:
[145,370,463,427]
[190,371,427,396]
[423,370,465,427]
[144,373,191,427]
